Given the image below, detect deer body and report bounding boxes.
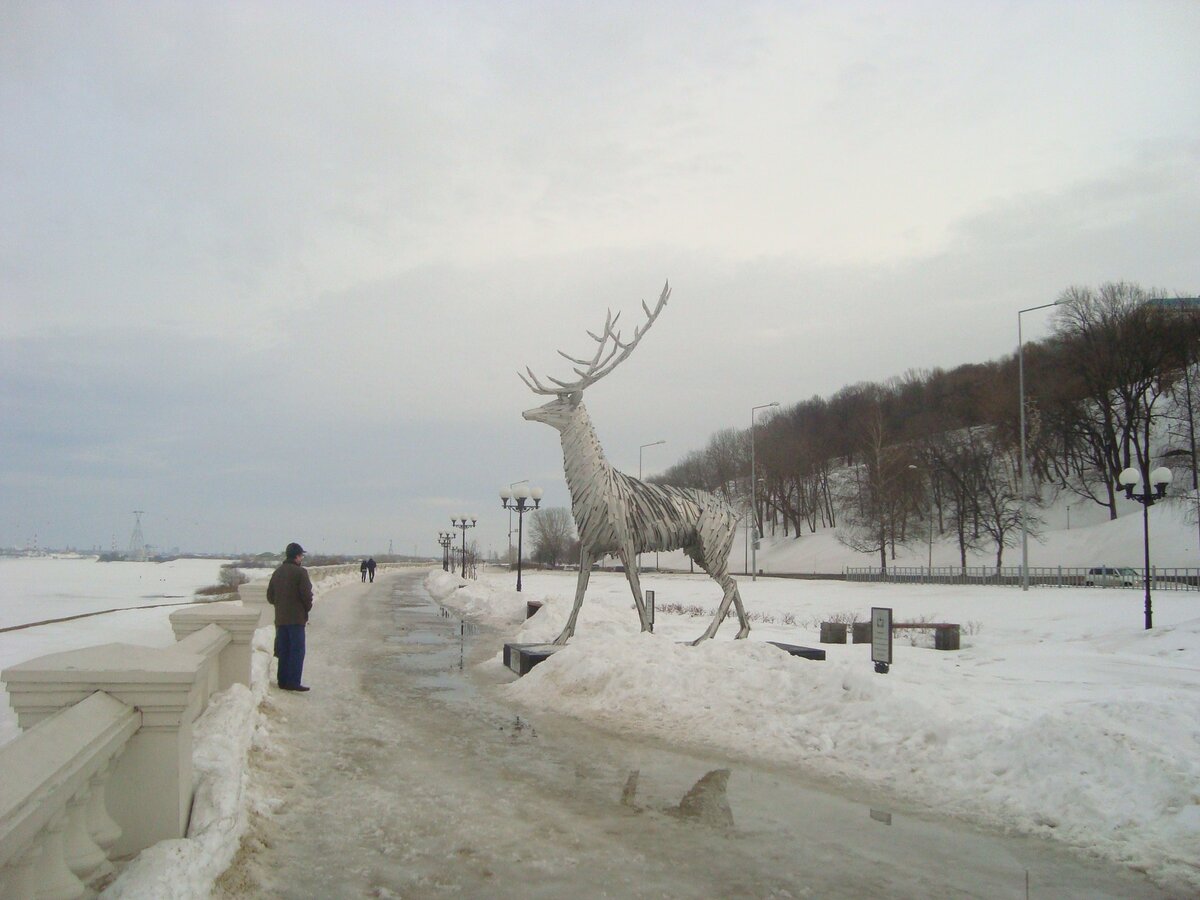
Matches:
[522,283,749,645]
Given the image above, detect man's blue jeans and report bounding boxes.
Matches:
[275,624,306,687]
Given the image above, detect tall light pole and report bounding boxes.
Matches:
[506,479,528,565]
[500,484,542,591]
[451,514,477,579]
[437,531,453,571]
[1119,465,1172,629]
[1018,300,1066,590]
[639,440,665,572]
[750,402,780,581]
[908,464,933,573]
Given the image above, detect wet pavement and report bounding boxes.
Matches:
[217,571,1175,898]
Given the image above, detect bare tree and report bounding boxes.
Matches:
[973,433,1039,572]
[529,506,576,567]
[1053,283,1192,517]
[835,398,915,571]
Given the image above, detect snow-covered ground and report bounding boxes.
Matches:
[427,564,1200,896]
[3,520,1199,895]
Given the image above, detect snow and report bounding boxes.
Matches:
[426,565,1200,895]
[2,527,1198,895]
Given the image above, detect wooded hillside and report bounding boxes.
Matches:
[652,282,1200,571]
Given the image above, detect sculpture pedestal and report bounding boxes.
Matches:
[503,643,562,676]
[767,641,826,661]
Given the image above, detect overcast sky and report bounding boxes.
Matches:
[2,1,1198,559]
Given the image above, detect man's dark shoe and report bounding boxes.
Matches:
[280,684,311,692]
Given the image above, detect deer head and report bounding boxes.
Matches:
[520,281,671,431]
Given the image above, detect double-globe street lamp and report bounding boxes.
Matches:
[1118,465,1173,630]
[499,484,542,591]
[437,532,453,572]
[451,514,477,579]
[506,479,529,565]
[750,402,780,581]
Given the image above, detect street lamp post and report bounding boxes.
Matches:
[908,464,934,574]
[500,484,542,591]
[437,531,453,571]
[1018,300,1067,591]
[506,479,529,565]
[451,514,477,579]
[1118,465,1173,629]
[750,403,779,581]
[639,440,665,572]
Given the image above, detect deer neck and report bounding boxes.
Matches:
[560,401,612,501]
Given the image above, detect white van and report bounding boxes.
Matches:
[1085,566,1138,587]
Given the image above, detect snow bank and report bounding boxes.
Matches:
[429,567,1200,894]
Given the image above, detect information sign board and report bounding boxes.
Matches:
[871,606,893,672]
[646,589,655,630]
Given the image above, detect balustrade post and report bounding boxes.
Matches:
[237,580,272,628]
[170,604,261,691]
[4,644,205,857]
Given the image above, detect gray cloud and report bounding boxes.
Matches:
[2,2,1197,555]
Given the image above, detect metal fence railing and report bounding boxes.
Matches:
[843,565,1200,591]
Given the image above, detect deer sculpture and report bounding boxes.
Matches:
[521,281,750,645]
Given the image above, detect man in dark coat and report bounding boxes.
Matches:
[360,559,368,582]
[268,542,314,692]
[366,557,376,582]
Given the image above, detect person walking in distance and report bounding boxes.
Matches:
[367,557,377,583]
[360,559,368,582]
[268,542,313,692]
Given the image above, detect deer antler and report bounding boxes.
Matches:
[520,281,671,395]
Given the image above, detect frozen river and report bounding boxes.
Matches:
[217,571,1171,898]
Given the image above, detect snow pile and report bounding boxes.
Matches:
[432,568,1200,894]
[424,568,528,628]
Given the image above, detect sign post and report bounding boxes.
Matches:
[871,606,893,674]
[646,589,655,632]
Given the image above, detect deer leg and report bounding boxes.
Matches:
[728,578,750,639]
[693,579,740,644]
[692,514,750,643]
[619,545,651,633]
[553,549,594,645]
[696,573,748,643]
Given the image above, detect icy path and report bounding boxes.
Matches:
[216,572,1173,898]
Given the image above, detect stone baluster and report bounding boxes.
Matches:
[86,763,122,852]
[31,812,84,900]
[63,785,110,882]
[0,844,41,899]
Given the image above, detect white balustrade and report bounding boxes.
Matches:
[1,562,387,893]
[0,692,139,898]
